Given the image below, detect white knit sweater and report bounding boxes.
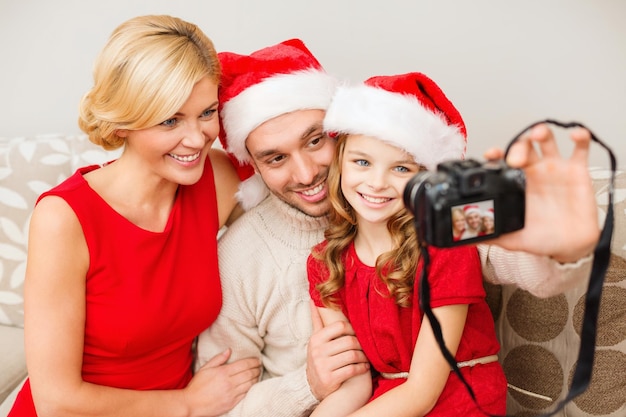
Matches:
[196,193,591,416]
[196,194,328,416]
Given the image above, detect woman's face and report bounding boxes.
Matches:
[118,76,220,186]
[452,210,466,234]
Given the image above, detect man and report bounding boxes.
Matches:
[196,39,598,416]
[461,204,483,239]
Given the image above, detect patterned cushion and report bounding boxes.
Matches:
[0,135,121,328]
[488,168,626,417]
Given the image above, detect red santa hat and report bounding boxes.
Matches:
[218,39,338,209]
[482,208,494,219]
[463,204,481,216]
[323,72,466,171]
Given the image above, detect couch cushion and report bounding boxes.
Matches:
[492,168,626,417]
[0,325,26,406]
[0,135,121,328]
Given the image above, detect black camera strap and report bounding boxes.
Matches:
[418,120,616,417]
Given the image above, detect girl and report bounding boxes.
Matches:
[481,208,496,235]
[307,72,506,416]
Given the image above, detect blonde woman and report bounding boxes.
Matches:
[9,15,260,417]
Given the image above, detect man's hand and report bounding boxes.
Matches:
[186,349,261,416]
[482,123,600,263]
[306,301,369,400]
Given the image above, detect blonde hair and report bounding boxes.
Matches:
[313,134,420,308]
[78,15,221,149]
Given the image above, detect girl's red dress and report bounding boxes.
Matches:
[9,158,222,416]
[308,243,506,416]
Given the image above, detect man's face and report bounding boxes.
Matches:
[246,109,336,217]
[466,212,482,231]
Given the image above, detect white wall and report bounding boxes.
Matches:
[1,0,624,167]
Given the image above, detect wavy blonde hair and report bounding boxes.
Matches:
[313,134,421,308]
[78,15,221,150]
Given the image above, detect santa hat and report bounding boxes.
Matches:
[218,39,339,209]
[463,204,481,216]
[323,72,466,171]
[482,208,494,219]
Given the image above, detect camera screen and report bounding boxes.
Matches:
[450,200,495,242]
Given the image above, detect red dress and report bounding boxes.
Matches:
[308,243,506,416]
[9,159,222,416]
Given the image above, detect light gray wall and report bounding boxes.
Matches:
[1,0,624,166]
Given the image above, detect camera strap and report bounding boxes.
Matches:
[418,120,616,417]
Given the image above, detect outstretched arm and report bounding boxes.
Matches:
[483,123,599,262]
[479,124,599,296]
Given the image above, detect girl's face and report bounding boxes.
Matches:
[483,215,495,232]
[341,134,420,226]
[118,76,220,186]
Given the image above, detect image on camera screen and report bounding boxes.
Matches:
[451,200,495,242]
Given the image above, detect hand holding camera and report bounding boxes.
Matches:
[404,123,600,262]
[404,158,526,248]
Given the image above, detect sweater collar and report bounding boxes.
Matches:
[257,193,329,248]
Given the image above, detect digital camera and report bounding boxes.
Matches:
[403,159,526,247]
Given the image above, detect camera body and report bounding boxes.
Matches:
[403,159,525,247]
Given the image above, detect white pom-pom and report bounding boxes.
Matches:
[236,173,269,211]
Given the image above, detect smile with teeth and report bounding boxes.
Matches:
[169,152,200,162]
[360,193,391,204]
[301,183,324,196]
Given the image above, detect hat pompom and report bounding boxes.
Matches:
[236,173,269,211]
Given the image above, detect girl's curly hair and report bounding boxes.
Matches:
[312,134,420,308]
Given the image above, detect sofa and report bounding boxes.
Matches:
[0,134,624,416]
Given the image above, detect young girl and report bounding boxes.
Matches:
[307,72,506,416]
[481,208,496,235]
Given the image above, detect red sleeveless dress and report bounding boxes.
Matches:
[9,159,222,416]
[308,243,506,416]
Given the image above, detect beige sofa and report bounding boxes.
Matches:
[0,134,624,416]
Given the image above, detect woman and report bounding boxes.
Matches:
[451,207,466,241]
[9,15,260,417]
